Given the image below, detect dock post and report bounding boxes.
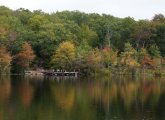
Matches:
[75,72,78,77]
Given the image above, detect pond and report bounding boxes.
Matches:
[0,75,165,120]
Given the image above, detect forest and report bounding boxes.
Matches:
[0,6,165,75]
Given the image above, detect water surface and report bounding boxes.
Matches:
[0,75,165,120]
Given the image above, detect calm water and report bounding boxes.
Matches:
[0,75,165,120]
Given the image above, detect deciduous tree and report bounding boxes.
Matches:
[86,49,103,69]
[120,43,139,67]
[0,47,12,73]
[51,41,76,70]
[102,47,118,67]
[15,42,35,70]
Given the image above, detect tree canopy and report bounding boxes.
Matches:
[0,6,165,73]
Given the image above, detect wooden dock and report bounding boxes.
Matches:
[43,71,79,77]
[25,70,44,76]
[25,70,79,77]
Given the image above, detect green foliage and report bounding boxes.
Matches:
[80,24,99,47]
[131,20,156,50]
[0,6,12,16]
[138,48,148,62]
[28,15,48,31]
[149,44,161,58]
[0,6,164,74]
[154,23,165,56]
[152,14,164,22]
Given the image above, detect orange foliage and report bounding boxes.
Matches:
[102,47,111,52]
[102,47,117,65]
[0,27,6,34]
[0,47,12,71]
[87,49,102,68]
[16,42,35,69]
[141,55,154,68]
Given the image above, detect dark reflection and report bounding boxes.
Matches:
[0,75,165,120]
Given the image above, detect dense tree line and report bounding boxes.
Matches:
[0,6,165,74]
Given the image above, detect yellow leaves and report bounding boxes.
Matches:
[152,57,161,67]
[52,41,76,69]
[129,59,140,67]
[139,48,148,56]
[120,43,139,67]
[120,52,138,67]
[29,15,48,31]
[120,55,139,67]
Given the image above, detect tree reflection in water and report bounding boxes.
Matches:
[0,75,164,120]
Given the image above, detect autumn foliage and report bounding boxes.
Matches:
[141,55,154,68]
[87,49,103,69]
[52,41,76,70]
[15,42,35,70]
[0,47,12,73]
[102,47,118,67]
[120,43,139,67]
